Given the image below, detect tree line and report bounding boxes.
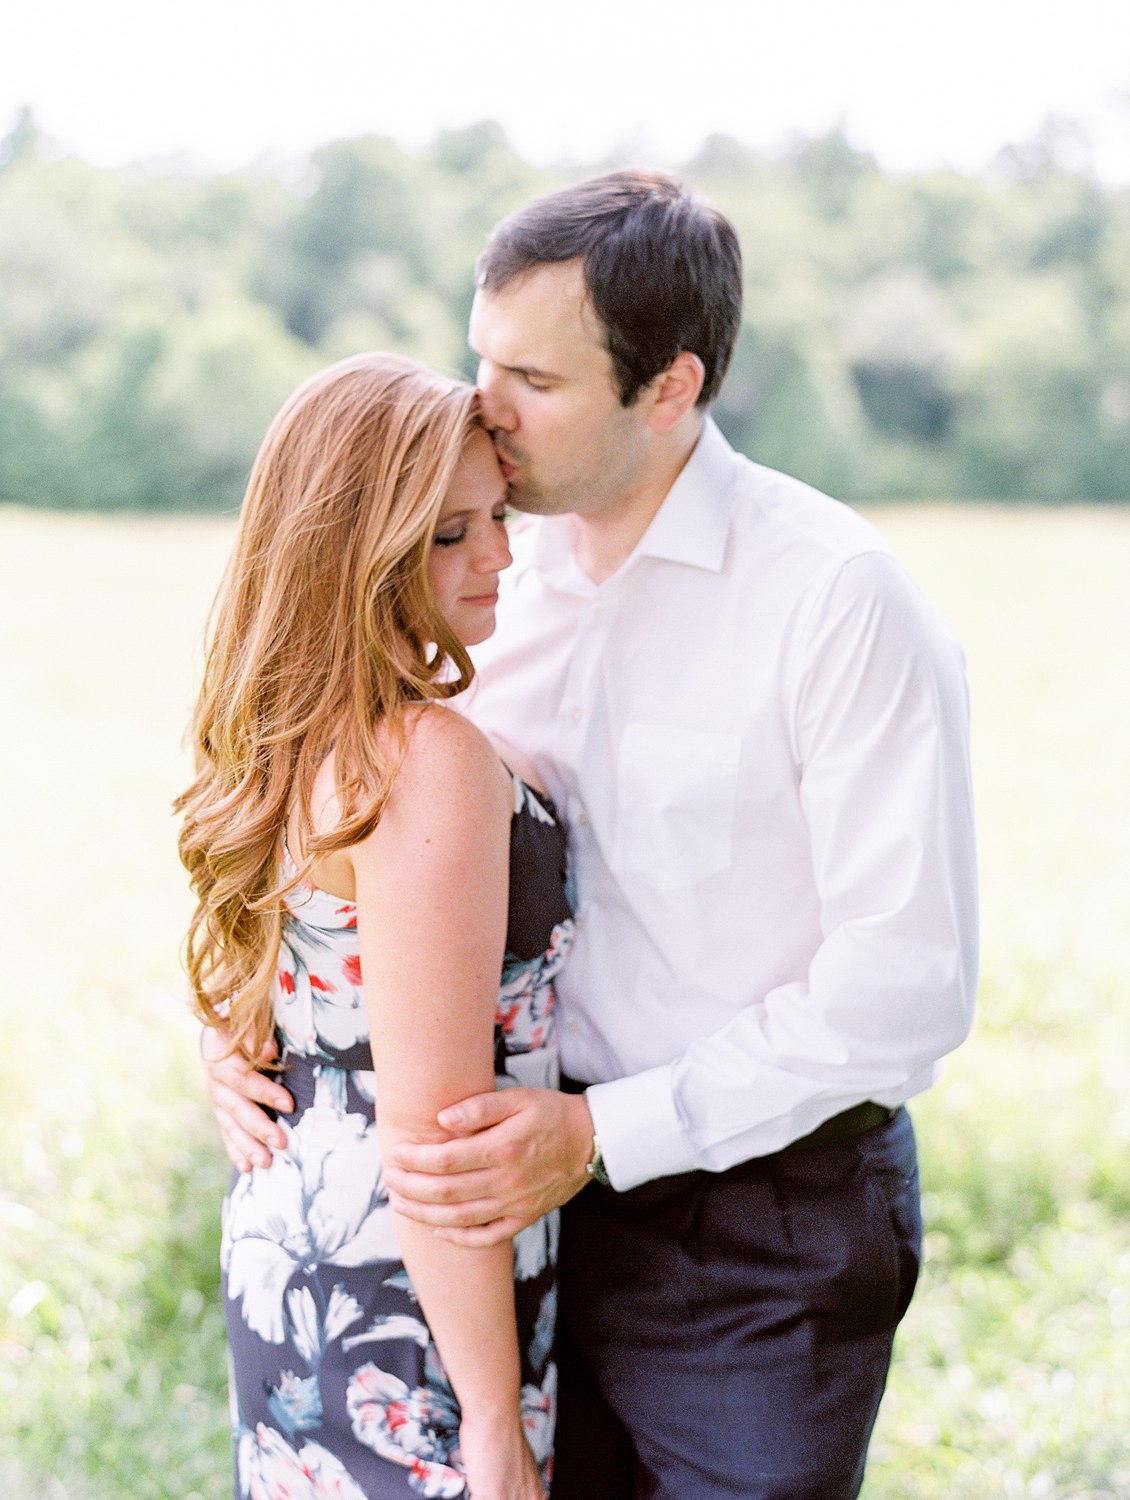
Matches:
[2,108,1128,509]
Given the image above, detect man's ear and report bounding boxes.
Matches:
[645,352,706,433]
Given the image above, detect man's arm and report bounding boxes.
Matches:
[385,550,978,1242]
[200,1025,293,1172]
[385,1087,595,1243]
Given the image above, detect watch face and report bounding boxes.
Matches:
[590,1148,611,1188]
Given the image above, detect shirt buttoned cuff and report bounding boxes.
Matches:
[584,1065,694,1191]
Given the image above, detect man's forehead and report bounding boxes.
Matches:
[468,262,604,357]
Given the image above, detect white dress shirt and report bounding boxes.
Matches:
[461,419,978,1191]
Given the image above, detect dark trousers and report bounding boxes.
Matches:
[551,1108,921,1500]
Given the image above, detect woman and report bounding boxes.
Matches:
[176,354,571,1500]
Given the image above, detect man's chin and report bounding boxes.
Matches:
[505,484,547,515]
[505,482,575,518]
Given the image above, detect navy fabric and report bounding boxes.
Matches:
[552,1108,921,1500]
[222,778,571,1498]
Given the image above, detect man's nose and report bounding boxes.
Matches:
[476,362,515,431]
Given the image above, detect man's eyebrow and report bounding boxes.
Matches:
[508,362,560,380]
[470,348,561,382]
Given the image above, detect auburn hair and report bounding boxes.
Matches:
[176,352,480,1062]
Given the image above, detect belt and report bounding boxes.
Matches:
[561,1076,894,1163]
[786,1100,896,1152]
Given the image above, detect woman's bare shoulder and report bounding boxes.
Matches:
[480,731,545,794]
[347,705,511,902]
[383,703,512,820]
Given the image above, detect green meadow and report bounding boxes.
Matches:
[1,504,1127,1499]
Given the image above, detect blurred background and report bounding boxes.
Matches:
[2,1,1128,1496]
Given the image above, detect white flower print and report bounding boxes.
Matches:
[347,1364,465,1497]
[528,1286,556,1376]
[287,1284,364,1366]
[514,1207,560,1283]
[352,1070,376,1106]
[224,784,566,1495]
[276,929,370,1056]
[500,1046,558,1092]
[237,1423,368,1500]
[324,1285,365,1343]
[287,1286,321,1365]
[341,1312,430,1353]
[223,1075,400,1342]
[513,778,555,826]
[521,1360,557,1466]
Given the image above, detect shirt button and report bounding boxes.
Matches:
[577,811,590,827]
[567,1021,581,1035]
[568,707,582,724]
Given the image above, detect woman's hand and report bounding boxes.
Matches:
[459,1414,546,1500]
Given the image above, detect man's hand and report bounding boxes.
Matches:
[383,1088,595,1246]
[200,1024,294,1172]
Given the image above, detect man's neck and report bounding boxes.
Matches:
[570,422,703,585]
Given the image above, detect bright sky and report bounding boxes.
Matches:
[5,0,1130,182]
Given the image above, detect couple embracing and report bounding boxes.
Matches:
[180,170,978,1500]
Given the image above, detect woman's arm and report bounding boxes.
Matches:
[350,707,543,1496]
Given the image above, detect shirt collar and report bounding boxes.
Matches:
[634,417,735,573]
[523,416,737,587]
[524,514,594,595]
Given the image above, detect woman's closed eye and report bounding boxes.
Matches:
[433,509,508,547]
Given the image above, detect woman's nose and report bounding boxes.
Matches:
[476,526,512,573]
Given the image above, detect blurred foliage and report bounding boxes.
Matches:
[2,107,1130,509]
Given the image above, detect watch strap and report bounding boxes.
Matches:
[586,1135,612,1188]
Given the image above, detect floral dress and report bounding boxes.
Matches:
[221,776,573,1500]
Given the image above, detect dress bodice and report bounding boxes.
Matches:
[271,774,573,1080]
[222,774,570,1496]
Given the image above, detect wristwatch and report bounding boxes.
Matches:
[586,1135,612,1188]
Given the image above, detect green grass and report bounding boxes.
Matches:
[1,503,1128,1499]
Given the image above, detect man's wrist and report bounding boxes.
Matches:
[565,1092,598,1190]
[572,1088,611,1187]
[585,1134,612,1187]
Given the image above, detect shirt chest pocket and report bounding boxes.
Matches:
[611,724,742,890]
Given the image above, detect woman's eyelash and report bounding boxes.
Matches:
[434,512,507,546]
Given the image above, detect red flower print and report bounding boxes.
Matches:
[342,953,363,986]
[308,974,335,993]
[277,969,295,994]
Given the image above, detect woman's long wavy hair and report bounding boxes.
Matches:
[176,353,480,1062]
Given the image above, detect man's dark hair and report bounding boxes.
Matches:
[476,169,743,408]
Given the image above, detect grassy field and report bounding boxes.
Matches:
[1,503,1127,1499]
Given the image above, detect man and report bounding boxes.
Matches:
[206,170,978,1498]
